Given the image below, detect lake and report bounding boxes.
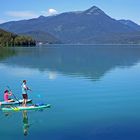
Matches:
[0,45,140,140]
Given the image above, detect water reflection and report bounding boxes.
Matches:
[0,45,140,139]
[0,47,16,60]
[22,111,30,136]
[1,110,31,136]
[1,45,140,81]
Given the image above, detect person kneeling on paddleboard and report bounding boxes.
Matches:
[21,80,31,107]
[4,90,14,102]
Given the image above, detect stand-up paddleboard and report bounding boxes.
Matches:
[0,99,32,105]
[1,104,51,111]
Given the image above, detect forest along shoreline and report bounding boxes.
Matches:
[0,28,36,47]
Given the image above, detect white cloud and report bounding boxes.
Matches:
[4,8,58,21]
[41,8,58,16]
[6,11,38,19]
[48,8,58,16]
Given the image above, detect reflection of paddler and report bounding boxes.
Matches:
[22,111,30,136]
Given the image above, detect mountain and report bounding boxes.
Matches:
[118,19,140,31]
[0,6,140,44]
[19,30,61,44]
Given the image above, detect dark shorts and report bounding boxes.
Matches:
[22,94,28,99]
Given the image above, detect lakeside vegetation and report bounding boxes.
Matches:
[0,29,36,47]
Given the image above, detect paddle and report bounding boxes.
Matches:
[7,86,20,104]
[11,106,20,111]
[27,87,32,92]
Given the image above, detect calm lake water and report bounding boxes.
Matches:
[0,45,140,140]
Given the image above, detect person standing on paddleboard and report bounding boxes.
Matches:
[21,80,31,107]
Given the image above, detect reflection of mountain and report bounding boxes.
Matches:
[1,45,140,80]
[0,47,17,60]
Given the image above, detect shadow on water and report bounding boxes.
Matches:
[1,45,140,80]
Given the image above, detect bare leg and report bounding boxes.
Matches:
[8,99,14,102]
[22,99,25,107]
[25,99,27,107]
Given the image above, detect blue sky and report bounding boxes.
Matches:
[0,0,140,24]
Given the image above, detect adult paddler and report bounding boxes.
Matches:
[21,80,31,107]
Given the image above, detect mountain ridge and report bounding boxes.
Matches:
[0,6,140,44]
[118,19,140,31]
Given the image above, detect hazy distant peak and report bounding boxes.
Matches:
[118,19,140,30]
[84,6,105,15]
[119,19,139,25]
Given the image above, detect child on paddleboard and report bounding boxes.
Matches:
[4,90,14,102]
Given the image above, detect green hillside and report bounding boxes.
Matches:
[0,29,36,47]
